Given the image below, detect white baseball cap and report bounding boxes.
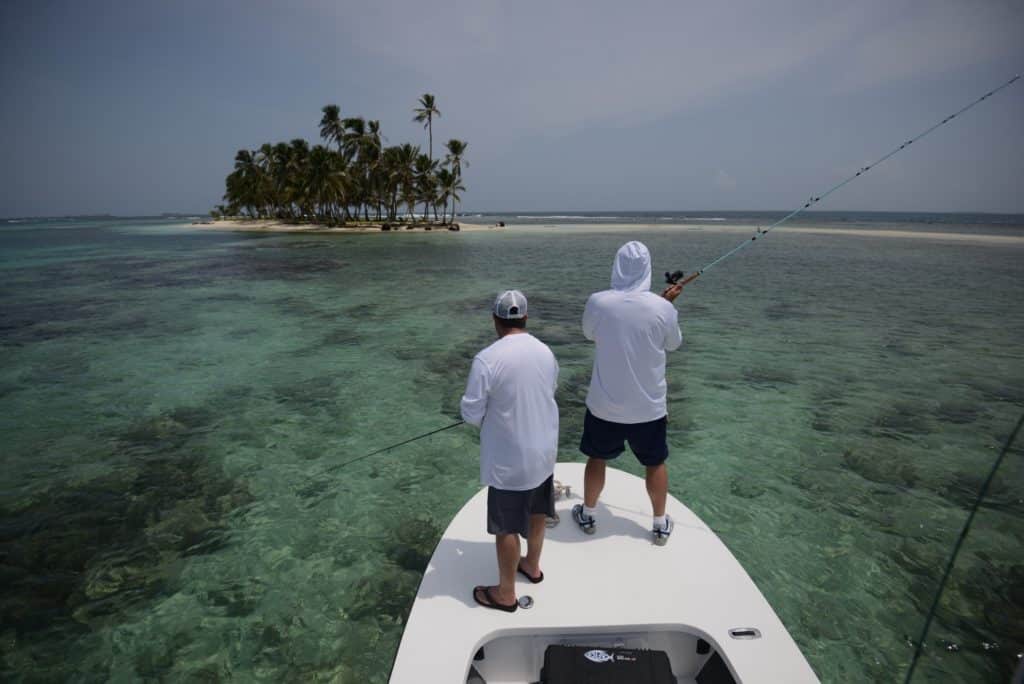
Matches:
[493,290,528,319]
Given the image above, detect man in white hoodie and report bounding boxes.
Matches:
[572,241,684,545]
[461,290,560,612]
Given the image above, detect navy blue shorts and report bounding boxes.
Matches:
[580,409,669,466]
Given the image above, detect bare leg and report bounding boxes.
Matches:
[584,458,606,508]
[490,533,520,605]
[520,514,547,578]
[645,463,668,517]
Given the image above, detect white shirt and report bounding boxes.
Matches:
[583,241,683,424]
[460,332,560,490]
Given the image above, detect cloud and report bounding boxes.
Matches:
[831,0,1024,92]
[714,169,737,191]
[326,0,1021,135]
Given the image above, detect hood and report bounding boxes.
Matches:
[610,241,652,292]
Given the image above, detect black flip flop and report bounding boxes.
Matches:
[473,585,518,613]
[517,563,544,584]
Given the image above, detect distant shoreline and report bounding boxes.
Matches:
[190,218,1024,245]
[458,221,1024,244]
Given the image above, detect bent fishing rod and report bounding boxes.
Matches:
[672,73,1024,681]
[322,75,1021,474]
[665,73,1021,289]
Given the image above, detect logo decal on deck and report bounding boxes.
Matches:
[583,649,613,663]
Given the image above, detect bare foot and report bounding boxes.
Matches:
[473,585,517,612]
[517,558,543,583]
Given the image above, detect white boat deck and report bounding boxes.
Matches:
[390,462,819,683]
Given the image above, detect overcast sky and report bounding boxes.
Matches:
[1,0,1022,216]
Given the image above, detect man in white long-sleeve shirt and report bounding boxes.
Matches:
[460,290,559,613]
[572,241,684,545]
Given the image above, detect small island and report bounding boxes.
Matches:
[206,94,473,233]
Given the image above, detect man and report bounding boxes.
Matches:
[461,290,559,612]
[572,241,684,545]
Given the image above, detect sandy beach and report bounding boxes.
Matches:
[192,218,1024,246]
[455,221,1024,245]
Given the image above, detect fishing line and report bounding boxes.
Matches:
[318,420,465,475]
[666,73,1021,678]
[903,411,1024,683]
[674,74,1021,288]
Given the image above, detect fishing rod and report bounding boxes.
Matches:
[319,420,465,475]
[666,74,1024,679]
[315,76,1021,478]
[665,73,1021,289]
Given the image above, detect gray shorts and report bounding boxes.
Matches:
[487,475,555,537]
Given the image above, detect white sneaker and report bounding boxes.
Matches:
[571,504,596,535]
[653,515,673,546]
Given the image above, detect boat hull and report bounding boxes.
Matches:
[390,462,818,683]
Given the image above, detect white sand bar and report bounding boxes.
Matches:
[456,222,1024,245]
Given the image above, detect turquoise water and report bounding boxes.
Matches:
[1,217,1022,682]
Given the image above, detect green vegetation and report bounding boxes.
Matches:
[215,94,467,226]
[412,94,440,165]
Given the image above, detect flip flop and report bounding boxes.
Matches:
[517,563,544,584]
[473,585,517,613]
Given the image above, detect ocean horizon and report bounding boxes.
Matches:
[8,209,1024,224]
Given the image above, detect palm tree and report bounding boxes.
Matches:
[366,120,384,219]
[396,144,420,220]
[436,167,465,224]
[288,139,312,218]
[414,153,438,222]
[341,117,366,161]
[224,149,264,218]
[254,143,276,216]
[306,145,348,223]
[413,94,441,164]
[366,120,383,154]
[319,105,344,152]
[382,145,412,221]
[444,139,468,178]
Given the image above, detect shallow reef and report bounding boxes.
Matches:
[0,410,253,680]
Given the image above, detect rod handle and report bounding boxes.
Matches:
[679,272,701,286]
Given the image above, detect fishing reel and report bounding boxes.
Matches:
[665,270,685,285]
